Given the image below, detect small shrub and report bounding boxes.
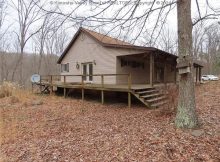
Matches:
[0,81,31,103]
[31,99,43,106]
[9,96,20,104]
[166,85,179,113]
[157,84,178,115]
[0,81,17,98]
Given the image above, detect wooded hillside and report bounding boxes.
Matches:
[0,52,60,88]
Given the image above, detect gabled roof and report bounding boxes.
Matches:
[57,27,177,64]
[83,28,132,46]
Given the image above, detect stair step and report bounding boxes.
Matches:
[132,87,170,109]
[134,88,155,92]
[136,89,158,95]
[146,96,167,103]
[141,93,162,99]
[151,100,169,108]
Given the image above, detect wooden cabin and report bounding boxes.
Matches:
[59,28,175,84]
[38,27,203,108]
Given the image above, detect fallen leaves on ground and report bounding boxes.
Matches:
[0,81,219,162]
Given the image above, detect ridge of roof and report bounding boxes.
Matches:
[81,28,133,46]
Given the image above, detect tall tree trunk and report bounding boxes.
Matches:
[175,0,198,128]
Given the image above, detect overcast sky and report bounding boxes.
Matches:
[4,0,220,53]
[44,0,220,27]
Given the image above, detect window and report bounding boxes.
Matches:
[121,59,144,69]
[61,63,69,72]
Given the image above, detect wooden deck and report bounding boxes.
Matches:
[42,81,158,91]
[33,74,174,108]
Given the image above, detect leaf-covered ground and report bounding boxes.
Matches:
[0,81,219,162]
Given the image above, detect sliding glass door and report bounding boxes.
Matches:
[82,63,93,82]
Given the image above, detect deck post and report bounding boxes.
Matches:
[101,75,104,104]
[82,88,84,100]
[81,75,84,101]
[150,53,154,87]
[64,88,66,98]
[175,67,177,84]
[128,92,131,108]
[128,73,131,90]
[101,91,104,104]
[50,75,53,95]
[40,75,42,93]
[64,75,66,84]
[199,67,201,83]
[31,83,33,93]
[196,67,198,83]
[63,75,66,97]
[128,73,132,108]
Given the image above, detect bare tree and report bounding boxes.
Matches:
[0,0,10,82]
[159,26,177,54]
[10,0,44,84]
[203,24,220,74]
[174,0,197,128]
[32,12,68,75]
[139,25,177,54]
[33,13,55,73]
[45,25,68,56]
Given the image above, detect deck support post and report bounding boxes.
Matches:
[31,83,33,93]
[150,53,154,87]
[63,75,67,97]
[40,76,42,93]
[101,75,104,104]
[196,67,198,83]
[101,90,104,104]
[128,92,131,108]
[50,75,53,95]
[64,75,66,84]
[64,88,66,98]
[128,73,132,108]
[199,67,201,83]
[82,76,84,101]
[82,89,84,101]
[174,67,177,84]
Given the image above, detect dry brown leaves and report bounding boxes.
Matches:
[0,81,219,162]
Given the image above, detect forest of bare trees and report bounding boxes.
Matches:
[193,23,220,74]
[0,0,69,87]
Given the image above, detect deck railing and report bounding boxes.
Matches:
[36,74,133,107]
[39,73,132,90]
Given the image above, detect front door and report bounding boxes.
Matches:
[82,63,93,82]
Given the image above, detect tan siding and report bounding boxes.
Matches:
[60,32,179,85]
[61,33,115,83]
[61,33,145,84]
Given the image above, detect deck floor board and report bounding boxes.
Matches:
[39,81,173,92]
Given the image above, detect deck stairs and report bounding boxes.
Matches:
[131,87,169,108]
